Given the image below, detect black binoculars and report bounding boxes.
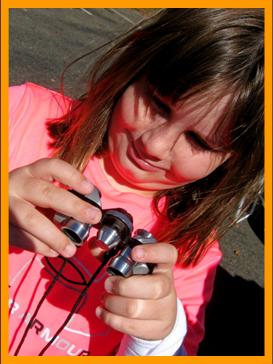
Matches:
[53,187,156,277]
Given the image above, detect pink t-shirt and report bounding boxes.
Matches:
[8,83,222,356]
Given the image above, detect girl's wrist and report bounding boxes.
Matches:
[116,298,187,356]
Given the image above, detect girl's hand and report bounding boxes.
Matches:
[96,243,178,340]
[9,158,102,257]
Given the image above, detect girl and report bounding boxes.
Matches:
[9,8,264,356]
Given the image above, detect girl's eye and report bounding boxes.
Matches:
[150,94,171,117]
[186,131,214,152]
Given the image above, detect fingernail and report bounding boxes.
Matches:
[62,243,77,257]
[133,246,145,259]
[104,278,113,293]
[95,306,102,318]
[80,180,93,192]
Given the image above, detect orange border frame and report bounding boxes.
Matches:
[1,1,272,364]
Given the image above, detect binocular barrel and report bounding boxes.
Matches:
[107,229,156,277]
[53,187,156,277]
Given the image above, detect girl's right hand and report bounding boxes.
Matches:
[9,158,102,258]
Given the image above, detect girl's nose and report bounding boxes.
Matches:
[138,126,181,161]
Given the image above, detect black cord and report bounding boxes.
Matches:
[14,258,68,356]
[38,249,119,356]
[45,256,88,285]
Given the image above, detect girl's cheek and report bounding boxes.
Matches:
[172,155,222,182]
[116,102,137,129]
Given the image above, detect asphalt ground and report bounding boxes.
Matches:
[9,8,264,355]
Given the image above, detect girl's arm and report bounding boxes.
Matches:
[116,297,187,356]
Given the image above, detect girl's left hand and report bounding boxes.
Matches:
[95,243,178,340]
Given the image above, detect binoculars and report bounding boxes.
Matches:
[53,187,156,277]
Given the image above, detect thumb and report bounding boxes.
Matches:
[131,242,178,270]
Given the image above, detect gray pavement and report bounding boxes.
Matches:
[9,8,264,355]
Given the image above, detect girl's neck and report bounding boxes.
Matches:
[99,154,156,197]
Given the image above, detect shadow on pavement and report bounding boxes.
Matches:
[198,265,264,355]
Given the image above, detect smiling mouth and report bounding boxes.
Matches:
[127,142,163,173]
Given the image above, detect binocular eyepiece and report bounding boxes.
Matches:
[53,186,156,277]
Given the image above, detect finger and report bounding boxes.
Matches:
[10,196,77,257]
[131,242,178,271]
[104,273,172,300]
[87,241,105,262]
[27,158,94,195]
[18,177,101,224]
[9,224,60,257]
[95,306,171,340]
[102,294,171,320]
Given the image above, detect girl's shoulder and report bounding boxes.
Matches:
[9,83,72,171]
[9,82,72,118]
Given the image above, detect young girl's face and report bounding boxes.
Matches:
[106,79,231,195]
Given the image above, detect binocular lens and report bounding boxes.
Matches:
[61,219,91,246]
[107,246,133,277]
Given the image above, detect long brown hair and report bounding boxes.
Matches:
[47,9,264,266]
